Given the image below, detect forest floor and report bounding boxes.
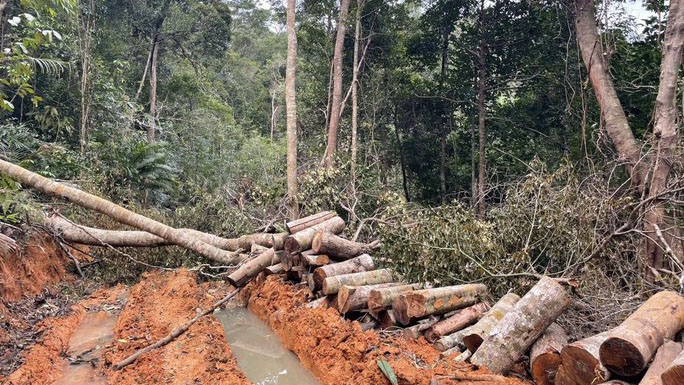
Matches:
[0,232,528,385]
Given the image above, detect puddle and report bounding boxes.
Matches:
[216,307,322,385]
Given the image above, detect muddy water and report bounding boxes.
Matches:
[216,307,322,385]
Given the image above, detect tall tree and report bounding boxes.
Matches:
[286,0,299,219]
[350,0,363,191]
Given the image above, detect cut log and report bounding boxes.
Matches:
[0,160,242,265]
[337,283,402,314]
[312,254,375,291]
[322,269,394,295]
[286,211,337,234]
[283,216,345,254]
[368,284,419,318]
[462,293,520,352]
[237,232,288,251]
[378,309,397,329]
[560,332,611,385]
[661,348,684,385]
[264,263,283,276]
[599,290,684,377]
[470,276,574,375]
[639,340,684,385]
[280,252,301,271]
[226,248,280,287]
[530,322,569,385]
[403,316,440,340]
[424,302,490,343]
[250,243,269,254]
[392,284,487,326]
[306,296,333,309]
[434,325,474,352]
[301,252,330,266]
[554,364,579,385]
[311,231,377,260]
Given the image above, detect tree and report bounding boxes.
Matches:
[286,0,298,219]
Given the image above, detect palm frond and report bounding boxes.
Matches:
[25,57,71,76]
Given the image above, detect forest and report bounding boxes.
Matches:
[1,0,684,383]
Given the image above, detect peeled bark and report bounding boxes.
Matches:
[424,302,490,343]
[639,340,684,385]
[322,268,393,295]
[470,277,574,375]
[599,291,684,377]
[337,282,402,314]
[561,332,611,385]
[462,293,520,352]
[393,284,488,326]
[227,248,280,287]
[311,231,376,260]
[367,284,419,318]
[662,349,684,385]
[403,316,440,340]
[312,254,374,291]
[301,252,330,266]
[283,216,345,254]
[530,323,569,385]
[286,211,336,234]
[0,160,242,265]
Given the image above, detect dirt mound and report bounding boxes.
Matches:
[246,275,529,385]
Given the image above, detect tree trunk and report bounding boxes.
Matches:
[301,252,330,267]
[560,332,611,385]
[286,211,336,234]
[475,0,487,218]
[285,0,299,219]
[439,24,450,204]
[148,34,159,142]
[0,160,242,264]
[324,0,351,168]
[312,253,374,291]
[367,284,418,318]
[639,340,684,385]
[462,293,521,352]
[599,291,684,377]
[337,282,402,314]
[227,248,280,287]
[424,301,490,343]
[393,284,487,326]
[265,263,283,276]
[311,231,376,259]
[530,323,569,385]
[322,268,393,295]
[403,316,440,340]
[238,232,288,251]
[350,0,362,189]
[470,277,574,375]
[662,349,684,385]
[79,0,95,155]
[284,216,345,254]
[434,325,472,352]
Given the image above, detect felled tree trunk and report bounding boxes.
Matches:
[560,332,611,385]
[322,269,394,295]
[462,293,520,352]
[662,348,684,385]
[403,316,440,340]
[301,251,330,266]
[283,216,345,254]
[237,232,288,251]
[337,282,402,314]
[470,277,574,375]
[312,254,375,291]
[599,290,684,377]
[393,284,487,326]
[434,325,473,351]
[424,302,490,343]
[311,231,377,260]
[227,248,280,287]
[0,160,242,265]
[368,284,418,318]
[640,340,684,385]
[286,211,336,234]
[530,323,569,385]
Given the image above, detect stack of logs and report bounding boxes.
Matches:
[224,211,684,385]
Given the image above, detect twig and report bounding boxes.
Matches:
[112,286,241,370]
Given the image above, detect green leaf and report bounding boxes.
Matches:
[377,360,398,385]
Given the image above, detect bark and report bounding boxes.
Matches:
[280,250,300,271]
[285,0,298,219]
[393,284,488,326]
[0,160,241,264]
[367,284,418,318]
[378,309,397,329]
[475,0,487,218]
[403,316,441,340]
[311,231,376,260]
[283,216,345,254]
[434,324,473,352]
[462,293,521,352]
[639,340,684,385]
[312,253,375,291]
[560,332,611,385]
[227,248,280,287]
[237,232,288,251]
[324,0,351,168]
[264,263,283,276]
[337,282,402,314]
[530,323,569,385]
[350,0,362,188]
[322,268,393,295]
[286,211,336,234]
[662,348,684,385]
[250,243,269,255]
[78,0,95,155]
[148,34,159,142]
[301,252,330,266]
[424,302,490,343]
[470,277,574,375]
[599,291,684,377]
